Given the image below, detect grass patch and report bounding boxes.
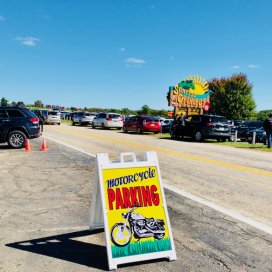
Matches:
[61,119,72,125]
[111,238,171,258]
[153,134,272,152]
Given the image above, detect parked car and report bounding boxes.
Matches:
[123,116,161,134]
[161,119,174,133]
[72,112,96,126]
[170,114,231,142]
[230,120,263,141]
[92,112,124,129]
[46,111,61,125]
[60,111,71,120]
[0,106,41,148]
[245,127,267,144]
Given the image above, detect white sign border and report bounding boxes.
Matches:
[90,151,177,270]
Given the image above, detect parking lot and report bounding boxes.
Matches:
[1,137,272,272]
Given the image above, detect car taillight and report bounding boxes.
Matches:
[30,117,39,124]
[206,122,216,127]
[106,118,112,121]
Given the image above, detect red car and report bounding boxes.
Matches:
[123,116,161,134]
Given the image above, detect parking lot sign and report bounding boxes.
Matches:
[89,152,176,270]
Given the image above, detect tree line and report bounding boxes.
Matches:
[1,73,271,121]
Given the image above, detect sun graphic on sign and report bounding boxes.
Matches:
[185,75,209,96]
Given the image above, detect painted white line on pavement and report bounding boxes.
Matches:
[45,136,272,236]
[164,182,272,235]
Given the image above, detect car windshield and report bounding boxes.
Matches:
[210,117,228,123]
[48,111,59,116]
[163,120,173,125]
[144,117,159,122]
[108,114,121,119]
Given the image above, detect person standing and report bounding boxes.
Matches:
[263,113,272,148]
[36,110,44,133]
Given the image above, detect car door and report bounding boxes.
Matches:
[94,113,104,126]
[129,116,137,131]
[94,113,101,126]
[0,109,9,141]
[184,115,201,137]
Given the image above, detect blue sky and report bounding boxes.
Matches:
[0,0,271,111]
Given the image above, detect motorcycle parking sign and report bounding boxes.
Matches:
[90,152,176,270]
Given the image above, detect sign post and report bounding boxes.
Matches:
[90,152,176,270]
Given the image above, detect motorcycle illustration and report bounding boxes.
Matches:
[110,203,166,247]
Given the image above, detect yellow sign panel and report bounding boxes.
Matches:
[102,166,171,258]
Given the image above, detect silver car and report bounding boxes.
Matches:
[46,111,61,125]
[92,112,124,129]
[72,112,96,126]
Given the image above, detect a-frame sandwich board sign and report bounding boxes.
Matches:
[89,152,177,270]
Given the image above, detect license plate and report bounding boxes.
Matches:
[150,124,155,126]
[218,127,225,131]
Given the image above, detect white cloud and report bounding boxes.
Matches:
[0,15,5,21]
[125,57,146,67]
[231,65,240,69]
[126,57,146,64]
[118,47,126,52]
[248,64,260,69]
[16,37,41,47]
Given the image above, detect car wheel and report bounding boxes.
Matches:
[170,129,176,139]
[136,127,143,134]
[221,138,226,142]
[58,123,61,125]
[92,122,95,129]
[194,131,202,142]
[79,120,82,126]
[123,126,128,133]
[102,123,105,129]
[72,121,75,126]
[154,132,159,134]
[7,130,27,149]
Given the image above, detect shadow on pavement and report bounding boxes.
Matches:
[0,144,11,149]
[6,229,109,271]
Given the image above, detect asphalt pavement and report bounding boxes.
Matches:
[1,138,272,272]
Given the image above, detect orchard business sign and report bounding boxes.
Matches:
[168,75,211,111]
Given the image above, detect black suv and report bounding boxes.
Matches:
[0,107,41,148]
[230,120,263,141]
[170,114,231,142]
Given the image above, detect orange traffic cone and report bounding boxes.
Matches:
[40,138,48,151]
[25,139,31,152]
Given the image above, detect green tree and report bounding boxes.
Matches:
[16,101,25,107]
[257,110,272,122]
[34,100,44,108]
[1,97,8,106]
[139,105,151,115]
[208,73,256,120]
